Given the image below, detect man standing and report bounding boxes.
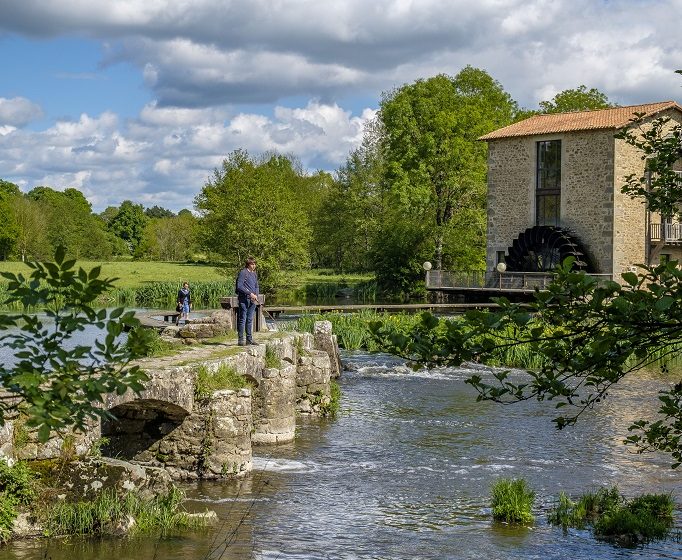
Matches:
[236,257,260,346]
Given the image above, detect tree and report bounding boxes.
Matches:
[539,85,615,114]
[108,200,148,255]
[372,85,682,466]
[195,150,312,291]
[137,213,198,261]
[145,205,176,219]
[26,186,111,259]
[378,68,517,275]
[313,124,385,272]
[10,196,50,262]
[0,247,150,441]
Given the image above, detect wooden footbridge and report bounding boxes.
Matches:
[261,302,500,318]
[134,301,501,330]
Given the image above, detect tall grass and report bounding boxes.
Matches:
[43,487,206,537]
[490,478,535,524]
[287,310,423,351]
[194,364,249,400]
[104,280,234,308]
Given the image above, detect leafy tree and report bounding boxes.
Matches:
[108,200,148,255]
[0,184,20,260]
[539,85,615,114]
[10,196,50,262]
[0,247,150,442]
[0,180,20,198]
[313,123,385,272]
[195,150,312,291]
[137,213,198,261]
[378,67,517,277]
[26,186,111,259]
[145,205,176,219]
[372,87,682,467]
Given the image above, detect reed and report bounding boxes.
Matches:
[490,478,535,524]
[43,487,206,537]
[548,486,675,545]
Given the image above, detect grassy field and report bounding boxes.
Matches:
[0,261,372,289]
[0,261,227,290]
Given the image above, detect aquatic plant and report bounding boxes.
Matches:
[549,487,675,546]
[43,487,206,537]
[490,478,535,524]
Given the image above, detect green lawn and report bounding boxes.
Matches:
[0,261,227,290]
[0,261,374,290]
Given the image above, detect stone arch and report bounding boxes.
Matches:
[101,399,189,461]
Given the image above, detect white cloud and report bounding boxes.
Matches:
[0,97,44,127]
[0,101,373,211]
[1,0,682,211]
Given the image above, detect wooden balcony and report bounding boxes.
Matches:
[650,222,682,245]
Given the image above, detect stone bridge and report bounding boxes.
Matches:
[3,324,342,482]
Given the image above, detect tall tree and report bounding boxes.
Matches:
[313,124,385,272]
[539,85,615,114]
[108,200,148,255]
[195,150,312,291]
[378,67,517,273]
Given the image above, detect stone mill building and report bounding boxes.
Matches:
[479,101,682,280]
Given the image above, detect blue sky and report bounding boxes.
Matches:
[0,0,681,212]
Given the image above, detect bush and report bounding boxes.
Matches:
[0,459,35,505]
[490,478,535,524]
[0,459,38,543]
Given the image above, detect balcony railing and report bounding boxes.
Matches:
[650,222,682,243]
[426,270,614,291]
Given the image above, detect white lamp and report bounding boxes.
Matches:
[423,261,433,271]
[496,262,507,273]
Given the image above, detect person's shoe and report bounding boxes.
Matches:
[247,340,258,345]
[238,340,246,346]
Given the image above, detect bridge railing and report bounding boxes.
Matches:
[426,270,614,291]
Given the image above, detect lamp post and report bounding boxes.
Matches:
[496,262,506,289]
[423,261,433,288]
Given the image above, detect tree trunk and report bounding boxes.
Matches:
[435,234,443,270]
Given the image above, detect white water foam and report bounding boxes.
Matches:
[252,456,319,473]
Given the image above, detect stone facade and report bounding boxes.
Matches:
[485,108,682,279]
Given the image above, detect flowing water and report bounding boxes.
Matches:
[1,352,681,559]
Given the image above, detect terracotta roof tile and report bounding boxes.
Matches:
[479,101,682,140]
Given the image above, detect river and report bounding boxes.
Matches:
[1,351,680,559]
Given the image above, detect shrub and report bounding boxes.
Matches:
[0,460,35,505]
[0,493,17,544]
[490,478,535,524]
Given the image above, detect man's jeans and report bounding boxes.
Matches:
[238,299,256,342]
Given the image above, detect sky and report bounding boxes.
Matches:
[0,0,681,212]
